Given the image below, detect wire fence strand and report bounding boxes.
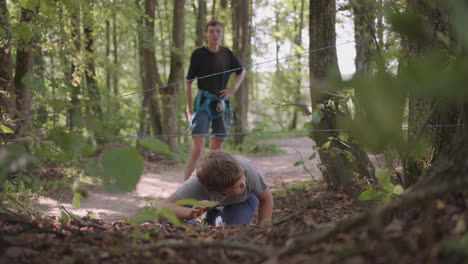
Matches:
[1,124,462,143]
[0,39,358,127]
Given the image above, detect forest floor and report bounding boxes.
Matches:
[1,137,467,263]
[33,136,322,222]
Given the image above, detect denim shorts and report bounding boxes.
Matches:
[205,194,259,226]
[191,109,230,140]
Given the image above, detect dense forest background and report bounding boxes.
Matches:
[1,0,466,192]
[0,0,467,263]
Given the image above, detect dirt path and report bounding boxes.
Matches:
[35,137,321,221]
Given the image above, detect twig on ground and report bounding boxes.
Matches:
[61,206,107,230]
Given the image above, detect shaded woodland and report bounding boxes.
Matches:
[0,0,467,263]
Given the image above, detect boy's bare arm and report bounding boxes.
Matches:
[161,193,204,220]
[257,187,274,226]
[185,80,193,121]
[219,69,245,98]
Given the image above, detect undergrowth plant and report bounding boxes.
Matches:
[358,168,404,202]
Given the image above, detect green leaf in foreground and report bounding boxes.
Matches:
[0,125,14,134]
[176,199,219,208]
[101,147,143,193]
[358,189,379,201]
[130,207,158,224]
[159,208,181,226]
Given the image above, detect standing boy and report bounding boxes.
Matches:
[162,150,273,226]
[184,20,246,180]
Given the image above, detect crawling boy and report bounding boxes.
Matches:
[161,150,273,226]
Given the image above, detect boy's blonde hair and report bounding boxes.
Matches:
[196,150,242,190]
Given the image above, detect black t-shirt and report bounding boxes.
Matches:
[186,46,244,97]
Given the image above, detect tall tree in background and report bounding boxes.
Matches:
[13,6,36,136]
[112,9,119,96]
[309,0,373,192]
[352,0,376,76]
[195,0,207,47]
[232,0,250,146]
[161,0,185,152]
[403,0,458,187]
[83,3,103,120]
[289,0,306,130]
[137,0,163,137]
[0,0,15,125]
[68,2,81,131]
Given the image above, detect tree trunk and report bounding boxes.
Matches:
[289,0,305,130]
[403,0,454,188]
[68,3,81,132]
[212,0,216,20]
[83,3,102,120]
[0,0,15,125]
[13,7,36,137]
[352,0,375,77]
[195,0,207,47]
[161,0,185,152]
[106,20,111,95]
[137,0,164,137]
[112,11,119,97]
[232,0,250,146]
[156,0,168,77]
[309,0,374,192]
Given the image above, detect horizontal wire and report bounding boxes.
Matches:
[0,39,358,127]
[1,124,462,143]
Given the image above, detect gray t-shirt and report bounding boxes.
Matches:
[175,156,267,206]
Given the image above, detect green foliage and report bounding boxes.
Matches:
[71,177,87,209]
[18,0,39,11]
[272,181,315,197]
[85,146,143,193]
[21,74,47,94]
[49,128,87,162]
[12,21,32,43]
[358,169,404,202]
[0,125,14,134]
[0,144,33,187]
[138,137,172,155]
[130,199,181,226]
[341,72,406,154]
[176,199,219,208]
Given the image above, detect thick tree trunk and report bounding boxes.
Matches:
[13,7,36,137]
[83,4,102,120]
[161,0,185,152]
[137,0,164,137]
[0,0,15,124]
[232,0,250,146]
[404,0,454,187]
[309,0,373,192]
[195,0,207,47]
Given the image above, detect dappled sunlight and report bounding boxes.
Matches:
[135,173,181,198]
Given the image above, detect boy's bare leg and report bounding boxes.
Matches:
[209,137,224,150]
[184,137,206,181]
